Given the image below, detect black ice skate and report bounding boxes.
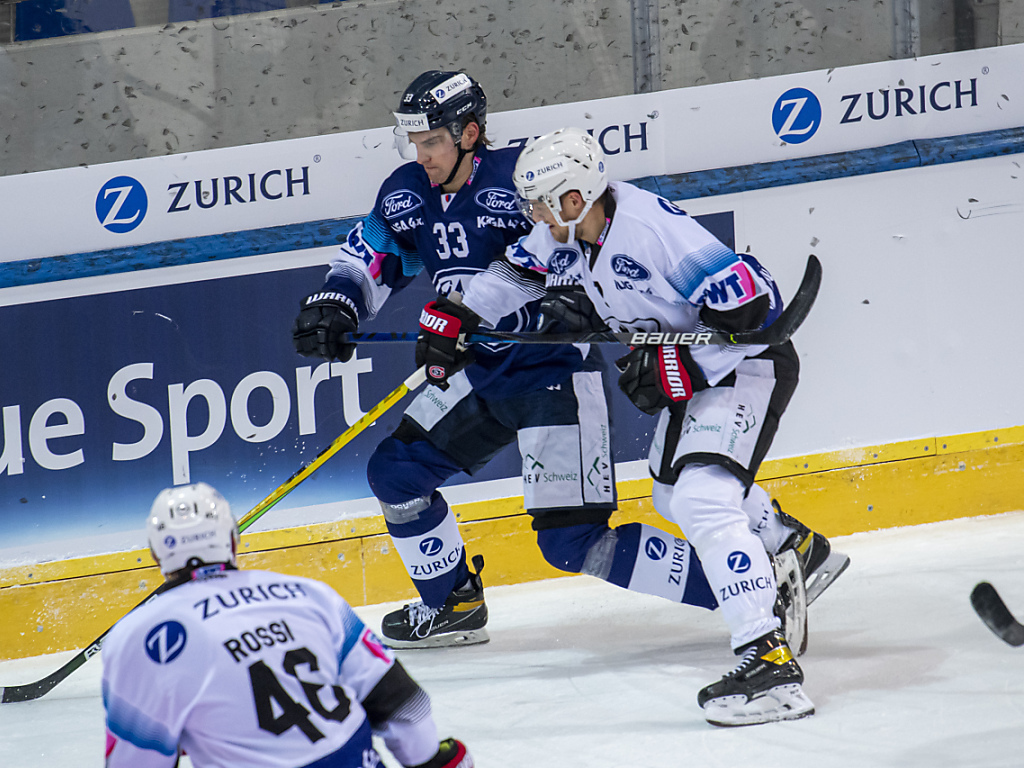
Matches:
[772,548,808,656]
[773,499,851,605]
[698,629,815,727]
[381,554,489,649]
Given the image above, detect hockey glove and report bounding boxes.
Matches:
[536,284,609,334]
[292,291,359,362]
[616,344,708,416]
[415,295,480,390]
[407,738,473,768]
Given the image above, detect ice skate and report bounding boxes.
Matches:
[381,555,489,649]
[773,500,850,604]
[772,549,808,656]
[698,629,815,727]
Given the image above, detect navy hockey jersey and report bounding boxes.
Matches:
[322,145,587,399]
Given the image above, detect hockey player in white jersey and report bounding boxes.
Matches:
[101,483,472,768]
[510,127,849,727]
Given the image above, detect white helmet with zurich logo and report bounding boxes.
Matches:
[512,127,608,229]
[147,482,239,576]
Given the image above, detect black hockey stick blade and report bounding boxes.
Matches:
[346,254,822,347]
[971,582,1024,647]
[0,368,428,704]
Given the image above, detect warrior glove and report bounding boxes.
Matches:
[407,738,473,768]
[536,284,609,334]
[616,344,708,416]
[292,291,359,362]
[416,295,480,390]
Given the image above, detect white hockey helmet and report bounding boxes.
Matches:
[512,127,608,228]
[147,482,239,576]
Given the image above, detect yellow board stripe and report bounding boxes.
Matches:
[2,424,1024,660]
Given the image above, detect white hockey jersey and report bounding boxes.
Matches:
[508,181,784,385]
[102,568,439,768]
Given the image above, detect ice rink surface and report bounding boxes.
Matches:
[1,512,1022,768]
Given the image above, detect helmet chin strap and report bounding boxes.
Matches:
[440,143,472,189]
[554,197,596,244]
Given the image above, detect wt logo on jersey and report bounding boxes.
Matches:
[145,621,187,664]
[772,87,821,145]
[96,176,148,233]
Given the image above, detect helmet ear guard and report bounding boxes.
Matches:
[147,482,239,576]
[512,127,608,230]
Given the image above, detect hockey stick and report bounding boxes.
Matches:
[344,254,821,348]
[971,581,1024,647]
[0,367,428,704]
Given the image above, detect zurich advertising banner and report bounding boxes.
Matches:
[2,45,1022,264]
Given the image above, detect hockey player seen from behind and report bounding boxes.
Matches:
[510,127,851,726]
[101,483,472,768]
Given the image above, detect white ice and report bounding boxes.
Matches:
[2,512,1023,768]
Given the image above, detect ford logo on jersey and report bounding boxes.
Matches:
[145,620,187,664]
[549,248,580,275]
[474,187,518,213]
[96,176,148,233]
[381,190,424,220]
[644,537,668,560]
[610,255,651,281]
[772,87,821,144]
[419,537,444,557]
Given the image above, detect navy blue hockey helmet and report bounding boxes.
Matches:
[393,70,487,159]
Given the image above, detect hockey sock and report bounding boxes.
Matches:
[670,465,781,648]
[384,494,470,608]
[585,523,718,609]
[742,483,793,555]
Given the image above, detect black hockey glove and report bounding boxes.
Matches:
[415,296,480,390]
[407,738,473,768]
[292,291,359,362]
[616,344,709,416]
[536,284,609,334]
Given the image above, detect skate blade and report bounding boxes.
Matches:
[384,628,490,650]
[704,683,815,727]
[806,550,851,605]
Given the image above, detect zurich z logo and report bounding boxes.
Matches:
[96,176,148,233]
[644,537,668,560]
[419,537,444,557]
[610,255,651,281]
[381,190,424,220]
[145,620,187,664]
[772,88,821,144]
[727,551,752,574]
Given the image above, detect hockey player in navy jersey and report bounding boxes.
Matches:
[510,127,850,726]
[101,483,472,768]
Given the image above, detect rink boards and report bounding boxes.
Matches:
[3,46,1024,661]
[2,423,1023,660]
